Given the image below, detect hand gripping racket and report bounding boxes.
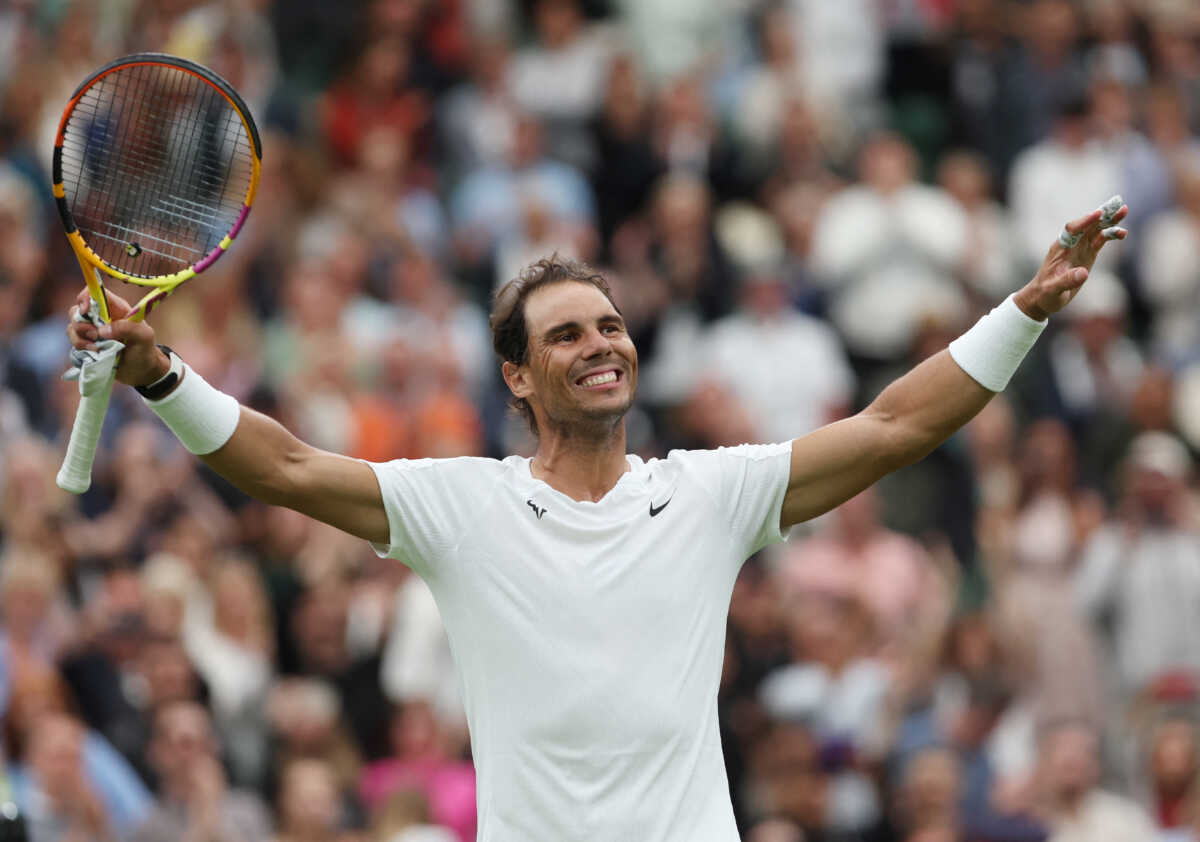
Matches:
[53,53,262,493]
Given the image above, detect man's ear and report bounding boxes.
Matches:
[502,360,532,399]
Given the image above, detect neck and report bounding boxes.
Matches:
[531,421,629,502]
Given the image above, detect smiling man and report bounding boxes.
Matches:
[67,200,1128,841]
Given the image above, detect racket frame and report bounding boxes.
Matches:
[52,52,263,322]
[52,52,261,492]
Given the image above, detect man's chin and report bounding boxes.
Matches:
[547,394,635,430]
[579,398,633,424]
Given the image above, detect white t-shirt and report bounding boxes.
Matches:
[368,442,793,842]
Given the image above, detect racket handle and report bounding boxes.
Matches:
[56,369,116,493]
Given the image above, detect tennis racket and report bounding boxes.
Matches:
[53,52,262,493]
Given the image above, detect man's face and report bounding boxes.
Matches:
[508,282,638,433]
[153,703,215,782]
[29,715,84,798]
[1041,724,1099,799]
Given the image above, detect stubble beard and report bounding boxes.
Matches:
[540,386,634,444]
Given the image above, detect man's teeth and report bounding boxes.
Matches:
[580,372,618,387]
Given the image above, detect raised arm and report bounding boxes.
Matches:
[66,291,390,544]
[200,408,388,542]
[780,199,1129,529]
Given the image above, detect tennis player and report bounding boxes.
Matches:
[67,199,1127,841]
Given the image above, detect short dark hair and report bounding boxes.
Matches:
[490,255,620,434]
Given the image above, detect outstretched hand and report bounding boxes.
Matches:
[66,289,169,387]
[1013,196,1129,321]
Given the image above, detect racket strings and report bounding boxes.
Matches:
[117,64,238,264]
[69,85,235,270]
[118,64,234,236]
[60,61,254,278]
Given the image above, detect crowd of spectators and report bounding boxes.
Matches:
[4,0,1200,839]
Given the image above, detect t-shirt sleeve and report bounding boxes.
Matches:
[672,441,793,558]
[366,458,481,578]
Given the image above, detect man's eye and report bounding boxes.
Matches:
[558,333,577,343]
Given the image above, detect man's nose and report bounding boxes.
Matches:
[580,328,612,357]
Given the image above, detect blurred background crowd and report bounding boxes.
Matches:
[5,0,1200,839]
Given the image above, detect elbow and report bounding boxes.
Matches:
[242,444,311,508]
[864,406,943,472]
[268,447,311,506]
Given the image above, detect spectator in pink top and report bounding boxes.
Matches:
[358,700,475,842]
[775,487,949,658]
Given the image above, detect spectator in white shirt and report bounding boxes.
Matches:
[1035,718,1155,842]
[1075,432,1200,700]
[703,261,854,444]
[1008,95,1123,273]
[811,132,969,359]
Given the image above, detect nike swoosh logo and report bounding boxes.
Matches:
[649,497,673,517]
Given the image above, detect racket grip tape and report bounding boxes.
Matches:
[55,370,116,493]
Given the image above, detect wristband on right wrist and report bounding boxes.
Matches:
[143,362,241,455]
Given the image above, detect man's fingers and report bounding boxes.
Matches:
[1097,194,1124,226]
[104,290,135,320]
[68,286,140,351]
[71,287,136,321]
[1059,211,1098,247]
[70,324,98,343]
[1048,266,1089,294]
[1063,209,1102,237]
[67,327,98,351]
[1057,198,1128,248]
[67,307,99,349]
[97,316,153,346]
[1084,226,1128,253]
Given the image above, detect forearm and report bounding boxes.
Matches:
[143,366,388,542]
[863,349,995,469]
[199,405,386,541]
[782,291,1051,527]
[137,356,316,505]
[199,405,313,505]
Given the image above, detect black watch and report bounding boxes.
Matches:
[135,345,183,400]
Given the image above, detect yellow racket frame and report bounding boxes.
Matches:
[51,52,263,324]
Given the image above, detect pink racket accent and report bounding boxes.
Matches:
[191,204,250,274]
[142,289,168,316]
[192,247,223,273]
[193,245,224,274]
[228,203,250,239]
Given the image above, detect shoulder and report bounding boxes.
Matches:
[1085,790,1153,828]
[372,455,509,481]
[654,443,792,494]
[369,456,515,506]
[661,442,793,468]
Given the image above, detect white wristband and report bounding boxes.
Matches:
[948,294,1047,392]
[143,363,240,454]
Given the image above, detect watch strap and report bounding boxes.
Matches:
[135,345,183,400]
